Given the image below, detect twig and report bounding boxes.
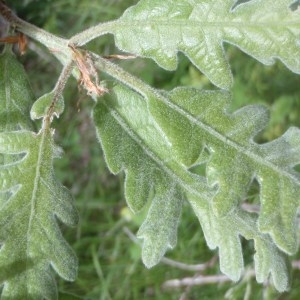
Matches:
[162,274,232,289]
[43,60,74,127]
[162,270,256,290]
[161,256,216,272]
[122,226,140,244]
[69,20,117,46]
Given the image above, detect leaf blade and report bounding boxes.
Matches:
[0,129,78,299]
[92,83,292,291]
[112,0,300,89]
[148,86,300,255]
[0,49,35,132]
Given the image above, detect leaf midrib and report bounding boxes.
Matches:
[26,131,47,256]
[107,104,213,202]
[116,20,300,29]
[95,55,300,198]
[161,93,300,188]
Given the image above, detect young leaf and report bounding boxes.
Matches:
[0,48,35,131]
[30,91,64,120]
[0,128,78,299]
[149,87,300,255]
[92,84,291,291]
[111,0,300,89]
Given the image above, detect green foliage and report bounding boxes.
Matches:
[149,87,300,255]
[1,0,300,298]
[0,49,34,132]
[93,85,185,268]
[0,48,78,299]
[0,129,78,299]
[93,81,295,291]
[30,91,64,121]
[189,198,291,292]
[112,0,300,89]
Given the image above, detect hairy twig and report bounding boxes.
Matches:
[46,60,74,120]
[69,21,117,46]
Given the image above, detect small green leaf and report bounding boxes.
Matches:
[112,0,300,89]
[30,91,64,120]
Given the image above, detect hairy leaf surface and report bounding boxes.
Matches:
[0,47,36,205]
[0,129,78,299]
[112,0,300,89]
[0,50,77,299]
[0,48,35,132]
[93,86,186,267]
[92,84,291,291]
[149,87,300,255]
[30,91,64,121]
[189,196,290,292]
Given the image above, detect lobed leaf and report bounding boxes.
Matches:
[149,87,300,255]
[0,47,35,204]
[189,196,290,292]
[0,129,78,300]
[0,50,77,299]
[93,85,186,267]
[92,84,292,291]
[112,0,300,89]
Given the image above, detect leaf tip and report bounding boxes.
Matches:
[30,91,64,120]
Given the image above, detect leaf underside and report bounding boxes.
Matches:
[93,83,298,292]
[112,0,300,89]
[0,49,78,300]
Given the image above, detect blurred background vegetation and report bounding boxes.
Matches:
[4,0,300,299]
